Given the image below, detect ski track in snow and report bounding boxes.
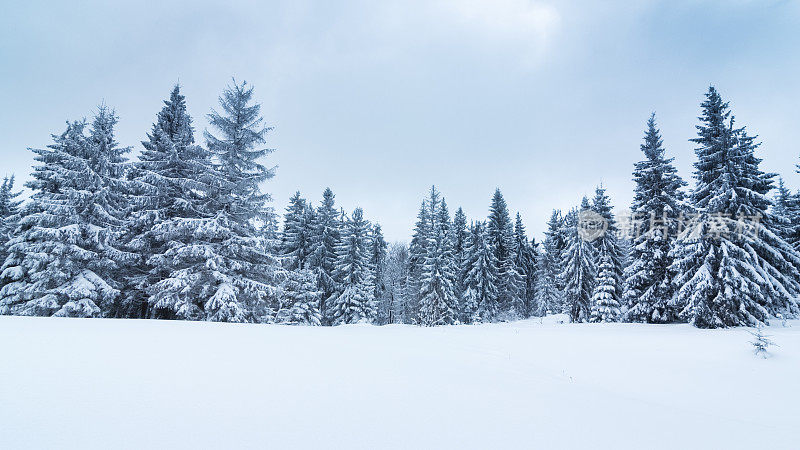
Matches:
[1,315,798,449]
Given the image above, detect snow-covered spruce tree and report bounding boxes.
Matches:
[329,207,375,324]
[513,213,537,318]
[461,221,500,323]
[147,80,278,323]
[0,175,22,269]
[308,188,340,324]
[589,253,620,322]
[406,198,430,323]
[418,189,459,326]
[539,209,567,314]
[533,242,560,316]
[452,206,469,300]
[623,113,687,323]
[275,268,321,325]
[487,189,524,318]
[588,186,623,322]
[123,85,215,319]
[369,223,388,319]
[561,203,596,323]
[670,86,800,328]
[381,242,410,324]
[1,109,134,317]
[281,191,315,270]
[771,178,799,248]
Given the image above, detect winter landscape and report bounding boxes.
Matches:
[2,1,800,449]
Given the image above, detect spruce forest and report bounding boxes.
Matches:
[1,82,798,329]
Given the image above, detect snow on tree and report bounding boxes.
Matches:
[380,242,410,324]
[561,203,596,323]
[487,188,524,318]
[771,177,799,249]
[329,207,375,324]
[406,198,430,323]
[0,175,22,268]
[513,213,537,318]
[461,221,500,323]
[307,188,341,324]
[588,186,623,322]
[275,268,322,325]
[533,243,561,317]
[540,209,567,313]
[670,86,800,328]
[623,113,687,323]
[418,189,459,326]
[1,108,133,317]
[369,223,388,313]
[281,191,315,270]
[123,85,214,319]
[452,206,469,300]
[147,80,278,323]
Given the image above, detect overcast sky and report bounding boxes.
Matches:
[2,0,799,242]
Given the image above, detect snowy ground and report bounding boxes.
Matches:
[1,316,798,449]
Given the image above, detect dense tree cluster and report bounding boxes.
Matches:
[1,84,798,328]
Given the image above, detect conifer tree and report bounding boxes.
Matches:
[623,113,686,323]
[125,85,213,319]
[275,268,321,325]
[370,223,388,306]
[0,175,22,268]
[308,188,341,324]
[561,203,596,322]
[281,191,314,270]
[487,189,524,317]
[452,207,469,299]
[329,208,375,324]
[148,80,278,323]
[406,199,430,323]
[1,108,133,317]
[513,213,537,317]
[588,186,623,322]
[670,86,800,328]
[461,221,499,323]
[418,187,459,325]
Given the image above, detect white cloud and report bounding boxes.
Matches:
[431,0,561,62]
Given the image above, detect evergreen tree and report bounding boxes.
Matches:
[461,221,499,323]
[406,199,430,323]
[1,109,133,317]
[148,80,278,323]
[452,207,469,300]
[370,223,388,307]
[380,242,409,324]
[771,177,800,248]
[543,209,567,308]
[308,188,341,324]
[670,86,800,328]
[487,189,524,317]
[275,268,321,325]
[418,188,459,326]
[0,175,22,268]
[125,85,213,319]
[623,113,687,323]
[533,243,560,316]
[561,204,596,322]
[329,208,375,324]
[281,191,314,270]
[513,213,537,317]
[588,186,623,322]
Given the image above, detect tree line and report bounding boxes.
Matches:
[0,83,798,328]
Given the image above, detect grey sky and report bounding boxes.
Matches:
[2,0,799,242]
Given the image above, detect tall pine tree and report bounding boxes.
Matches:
[670,86,800,328]
[623,113,686,323]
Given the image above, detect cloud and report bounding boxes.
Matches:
[431,0,561,63]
